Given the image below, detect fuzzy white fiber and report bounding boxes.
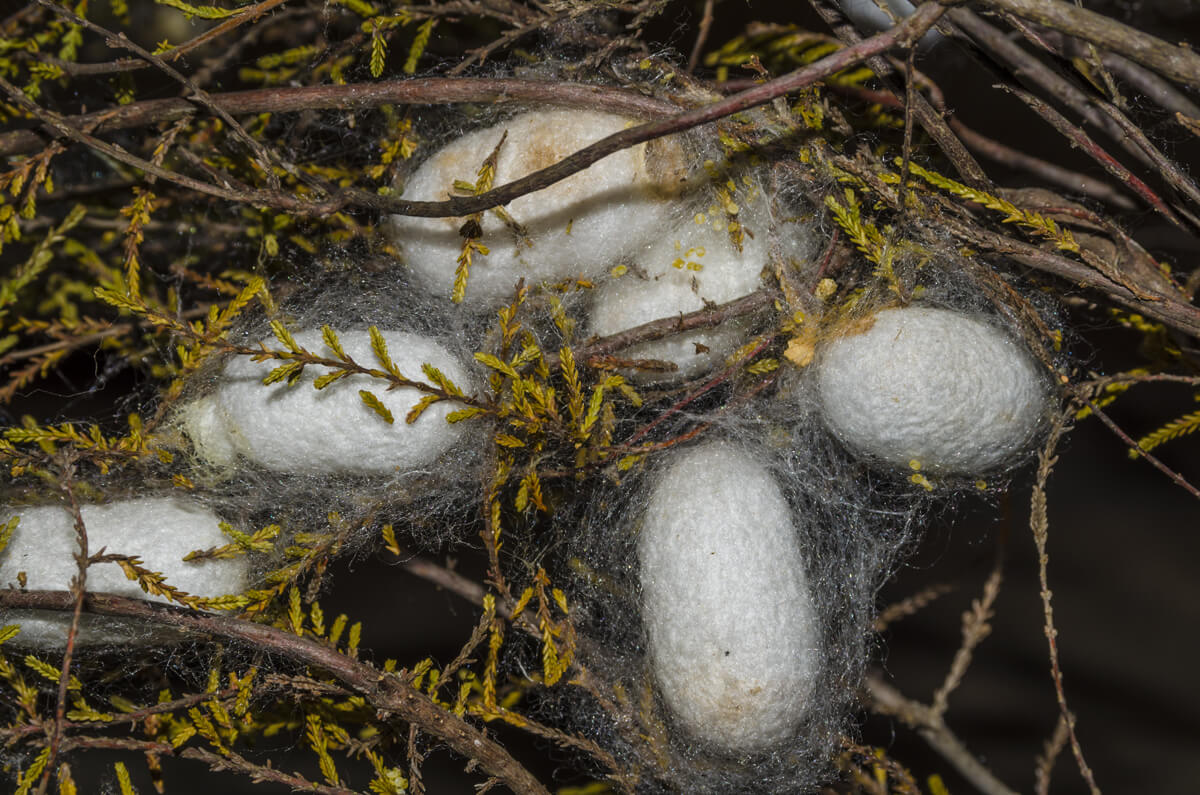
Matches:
[815,306,1045,473]
[184,328,473,474]
[589,204,768,381]
[638,440,817,753]
[0,497,247,649]
[388,109,693,305]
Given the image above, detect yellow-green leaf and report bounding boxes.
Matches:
[359,390,395,424]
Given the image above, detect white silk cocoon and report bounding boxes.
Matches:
[815,306,1045,473]
[638,439,818,753]
[590,203,769,382]
[388,109,692,305]
[0,497,247,648]
[183,328,474,475]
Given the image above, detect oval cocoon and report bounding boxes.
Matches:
[590,206,767,382]
[815,305,1045,473]
[388,109,691,304]
[0,497,248,649]
[183,328,474,475]
[639,440,818,753]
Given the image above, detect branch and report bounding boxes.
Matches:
[0,590,551,795]
[979,0,1200,87]
[0,79,681,158]
[866,675,1020,795]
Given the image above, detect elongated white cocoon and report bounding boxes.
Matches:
[815,306,1045,473]
[184,329,473,475]
[389,109,692,304]
[639,440,817,753]
[0,498,247,649]
[589,205,768,381]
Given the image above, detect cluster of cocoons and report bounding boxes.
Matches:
[388,109,694,305]
[813,305,1046,473]
[183,328,473,475]
[638,439,818,753]
[389,107,790,382]
[0,498,247,649]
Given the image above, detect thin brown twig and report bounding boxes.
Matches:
[687,0,716,74]
[34,465,85,795]
[1070,388,1200,500]
[929,554,1004,720]
[1030,410,1102,794]
[938,216,1200,340]
[568,289,774,369]
[0,75,256,205]
[1003,87,1184,229]
[1034,714,1070,795]
[373,2,947,219]
[824,75,1131,208]
[0,307,212,368]
[948,119,1136,209]
[1087,96,1200,213]
[944,8,1158,175]
[180,746,358,795]
[873,584,954,632]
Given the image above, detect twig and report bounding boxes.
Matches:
[1034,714,1070,795]
[930,555,1004,720]
[1029,411,1102,794]
[873,584,954,632]
[978,0,1200,86]
[945,9,1158,175]
[563,289,774,369]
[866,675,1020,795]
[0,590,552,795]
[1070,388,1200,500]
[4,5,948,221]
[0,79,681,158]
[38,463,87,795]
[687,0,716,73]
[1086,96,1200,215]
[180,746,358,795]
[0,75,258,205]
[373,2,947,219]
[948,119,1136,210]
